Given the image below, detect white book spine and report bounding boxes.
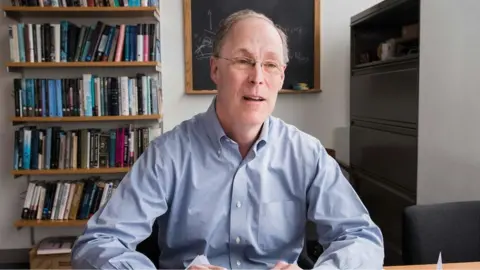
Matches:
[36,24,42,62]
[121,76,129,116]
[58,183,70,219]
[63,184,76,219]
[54,24,61,62]
[50,182,61,220]
[27,24,34,62]
[36,187,46,220]
[137,27,143,61]
[12,24,19,62]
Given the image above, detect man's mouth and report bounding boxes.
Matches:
[243,95,265,102]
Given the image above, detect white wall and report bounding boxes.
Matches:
[0,0,380,249]
[417,0,480,204]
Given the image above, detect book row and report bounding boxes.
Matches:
[13,75,162,118]
[8,21,160,63]
[21,177,120,221]
[11,0,159,8]
[14,125,153,170]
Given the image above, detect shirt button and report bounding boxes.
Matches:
[235,237,240,244]
[236,260,241,266]
[236,201,242,208]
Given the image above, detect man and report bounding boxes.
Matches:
[71,9,384,270]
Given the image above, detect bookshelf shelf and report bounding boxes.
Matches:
[186,89,323,95]
[12,115,162,123]
[6,61,161,71]
[11,168,129,176]
[14,219,87,228]
[2,6,160,20]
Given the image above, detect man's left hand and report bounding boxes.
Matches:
[271,261,302,270]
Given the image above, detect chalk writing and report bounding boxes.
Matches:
[294,52,309,64]
[193,10,216,60]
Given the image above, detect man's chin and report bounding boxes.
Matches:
[238,114,268,127]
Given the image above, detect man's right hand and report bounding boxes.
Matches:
[188,264,226,270]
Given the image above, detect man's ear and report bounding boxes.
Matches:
[210,57,219,84]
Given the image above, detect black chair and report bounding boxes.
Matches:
[402,201,480,265]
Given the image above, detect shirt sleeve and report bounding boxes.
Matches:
[306,145,385,270]
[71,140,172,269]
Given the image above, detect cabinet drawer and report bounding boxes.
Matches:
[354,172,415,251]
[350,123,417,193]
[351,60,418,124]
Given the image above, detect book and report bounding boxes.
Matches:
[36,236,77,255]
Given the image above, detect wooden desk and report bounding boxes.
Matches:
[385,261,480,269]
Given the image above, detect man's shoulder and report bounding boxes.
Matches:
[269,116,323,151]
[149,112,206,150]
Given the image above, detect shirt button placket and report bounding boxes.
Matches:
[229,165,247,269]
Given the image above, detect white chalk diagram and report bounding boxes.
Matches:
[194,10,215,60]
[193,11,310,65]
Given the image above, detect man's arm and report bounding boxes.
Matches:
[306,145,384,270]
[71,140,172,269]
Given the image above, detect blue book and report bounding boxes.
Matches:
[60,21,68,62]
[41,80,46,117]
[48,80,56,117]
[90,76,95,116]
[45,128,52,169]
[22,128,31,170]
[56,79,63,117]
[109,130,116,167]
[18,24,25,62]
[124,26,130,61]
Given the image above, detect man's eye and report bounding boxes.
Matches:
[237,59,251,64]
[265,62,279,68]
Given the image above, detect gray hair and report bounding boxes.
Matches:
[212,9,289,64]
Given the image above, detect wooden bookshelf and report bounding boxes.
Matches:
[6,61,161,70]
[2,6,160,20]
[11,114,162,123]
[11,168,129,176]
[186,89,323,95]
[14,219,87,228]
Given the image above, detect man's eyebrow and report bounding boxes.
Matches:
[232,48,254,56]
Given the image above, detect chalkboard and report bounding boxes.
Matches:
[183,0,320,94]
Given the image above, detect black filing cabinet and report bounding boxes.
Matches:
[350,0,420,265]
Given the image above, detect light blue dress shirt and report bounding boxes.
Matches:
[71,98,384,269]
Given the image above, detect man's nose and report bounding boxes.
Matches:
[248,63,265,85]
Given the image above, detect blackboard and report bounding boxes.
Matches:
[183,0,320,94]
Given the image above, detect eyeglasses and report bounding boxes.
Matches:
[216,56,284,75]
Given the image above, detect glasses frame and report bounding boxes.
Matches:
[215,55,285,75]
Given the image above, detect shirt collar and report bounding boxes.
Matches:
[203,97,270,153]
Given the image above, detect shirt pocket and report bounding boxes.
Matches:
[257,200,305,251]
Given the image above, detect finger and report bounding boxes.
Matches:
[272,261,289,270]
[208,265,227,270]
[188,264,209,270]
[283,264,301,270]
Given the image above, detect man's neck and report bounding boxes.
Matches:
[215,105,262,158]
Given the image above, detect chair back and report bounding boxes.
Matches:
[403,201,480,265]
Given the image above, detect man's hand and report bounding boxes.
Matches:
[187,264,226,270]
[271,261,302,270]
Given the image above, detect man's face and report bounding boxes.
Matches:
[210,17,286,127]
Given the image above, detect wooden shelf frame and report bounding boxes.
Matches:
[11,114,162,123]
[14,219,88,229]
[183,0,321,94]
[2,6,160,20]
[5,61,161,72]
[12,167,130,176]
